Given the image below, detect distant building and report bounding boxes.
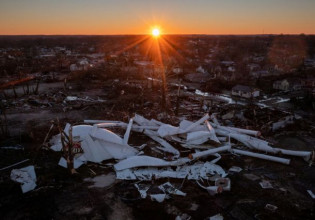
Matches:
[69,64,78,72]
[247,63,261,72]
[134,60,152,66]
[184,72,211,83]
[252,56,265,63]
[273,79,301,91]
[304,59,315,68]
[301,78,315,88]
[227,66,235,72]
[134,61,154,75]
[220,61,235,73]
[172,67,183,74]
[87,53,105,59]
[70,59,90,72]
[232,85,260,98]
[250,70,270,78]
[217,72,236,82]
[221,61,235,66]
[196,66,207,74]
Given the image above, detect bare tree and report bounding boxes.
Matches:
[57,121,83,174]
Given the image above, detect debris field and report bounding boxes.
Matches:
[1,77,315,219]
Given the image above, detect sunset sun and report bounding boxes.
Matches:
[152,28,160,37]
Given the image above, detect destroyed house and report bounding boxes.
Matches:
[232,85,260,98]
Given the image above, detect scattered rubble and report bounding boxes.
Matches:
[44,113,314,204]
[10,165,37,193]
[150,194,168,203]
[158,182,186,196]
[265,204,278,212]
[307,190,315,199]
[259,180,273,189]
[228,166,242,173]
[1,75,315,218]
[1,35,315,219]
[84,173,116,188]
[208,213,224,220]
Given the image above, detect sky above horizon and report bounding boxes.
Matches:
[0,0,314,35]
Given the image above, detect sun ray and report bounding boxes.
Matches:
[144,38,155,58]
[159,37,185,62]
[115,35,150,56]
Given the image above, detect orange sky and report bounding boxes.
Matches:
[0,0,314,35]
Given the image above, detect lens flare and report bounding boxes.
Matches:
[152,28,160,37]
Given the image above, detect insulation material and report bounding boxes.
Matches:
[10,166,37,193]
[189,145,231,160]
[158,182,186,196]
[114,155,190,171]
[116,161,227,180]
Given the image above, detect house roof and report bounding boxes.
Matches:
[232,85,255,92]
[221,61,235,66]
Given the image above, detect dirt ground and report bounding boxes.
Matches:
[1,78,315,219]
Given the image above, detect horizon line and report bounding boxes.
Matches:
[0,33,314,37]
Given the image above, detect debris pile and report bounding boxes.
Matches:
[63,96,106,111]
[209,104,301,134]
[48,113,313,200]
